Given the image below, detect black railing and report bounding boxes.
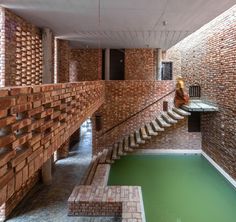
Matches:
[99,89,175,137]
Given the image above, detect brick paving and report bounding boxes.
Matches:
[7,123,120,222]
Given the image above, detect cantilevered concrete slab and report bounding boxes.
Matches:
[182,100,219,112]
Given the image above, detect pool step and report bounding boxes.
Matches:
[172,107,191,116]
[145,123,158,136]
[112,143,120,160]
[167,110,184,120]
[151,120,164,132]
[161,112,178,124]
[135,130,145,144]
[129,133,139,148]
[156,116,171,128]
[124,136,133,152]
[140,127,151,140]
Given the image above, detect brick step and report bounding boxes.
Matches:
[151,120,164,132]
[145,123,158,136]
[124,136,133,152]
[84,158,99,185]
[172,107,191,116]
[129,133,139,148]
[167,110,184,120]
[135,130,145,144]
[140,126,151,140]
[112,143,120,160]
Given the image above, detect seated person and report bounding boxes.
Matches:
[174,76,189,108]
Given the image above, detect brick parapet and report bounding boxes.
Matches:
[0,81,105,215]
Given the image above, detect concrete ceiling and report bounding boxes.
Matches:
[0,0,235,49]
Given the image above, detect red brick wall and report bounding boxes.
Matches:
[139,118,201,150]
[166,5,236,178]
[0,81,105,218]
[125,49,155,80]
[57,39,70,83]
[0,8,5,87]
[3,9,43,86]
[70,49,102,81]
[93,80,175,154]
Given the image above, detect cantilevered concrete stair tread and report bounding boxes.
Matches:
[105,148,114,164]
[161,112,178,124]
[135,130,145,144]
[112,143,120,160]
[140,126,151,140]
[129,133,139,148]
[118,141,126,156]
[146,123,158,136]
[151,120,164,132]
[167,110,184,120]
[124,136,133,152]
[172,107,191,116]
[156,116,171,127]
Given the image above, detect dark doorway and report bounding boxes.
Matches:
[188,112,201,132]
[110,49,125,80]
[161,62,173,80]
[102,49,105,80]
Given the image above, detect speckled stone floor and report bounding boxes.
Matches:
[7,121,120,222]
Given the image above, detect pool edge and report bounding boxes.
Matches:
[133,149,236,189]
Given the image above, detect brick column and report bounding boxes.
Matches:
[41,158,52,185]
[42,27,54,84]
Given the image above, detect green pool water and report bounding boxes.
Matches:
[108,154,236,222]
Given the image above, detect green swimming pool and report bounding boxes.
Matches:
[108,154,236,222]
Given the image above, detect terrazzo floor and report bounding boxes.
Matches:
[7,121,120,222]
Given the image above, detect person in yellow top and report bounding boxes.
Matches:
[174,76,189,108]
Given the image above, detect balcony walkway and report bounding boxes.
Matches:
[7,121,119,222]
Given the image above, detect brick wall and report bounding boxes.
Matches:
[125,49,155,80]
[57,39,70,83]
[0,81,105,219]
[139,118,201,150]
[0,8,5,87]
[3,8,43,86]
[70,49,102,81]
[93,80,175,154]
[166,5,236,178]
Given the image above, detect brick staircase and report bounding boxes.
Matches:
[82,107,190,185]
